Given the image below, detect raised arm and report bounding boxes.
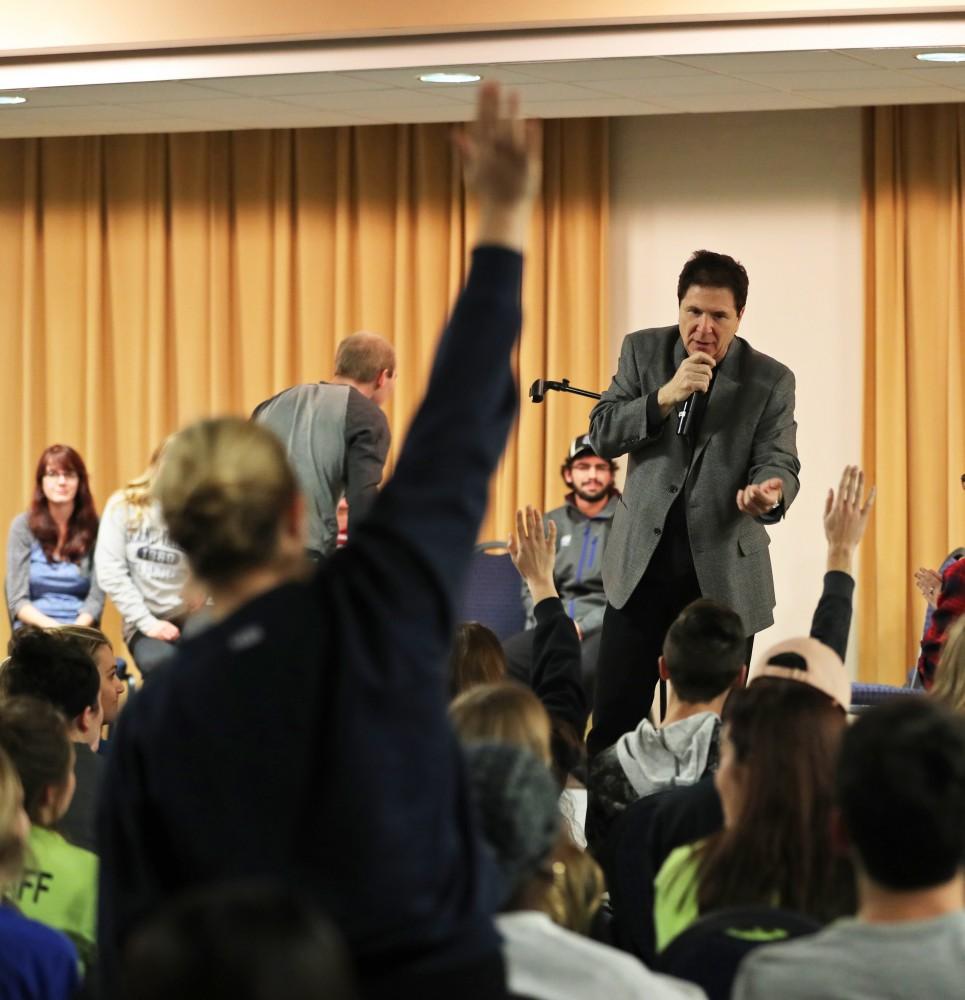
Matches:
[509,506,588,735]
[330,84,540,680]
[809,465,875,660]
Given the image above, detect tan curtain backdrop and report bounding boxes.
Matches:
[860,104,965,685]
[0,118,609,654]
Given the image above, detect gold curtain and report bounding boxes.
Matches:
[0,119,609,653]
[860,104,965,685]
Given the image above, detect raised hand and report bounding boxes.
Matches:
[914,567,942,608]
[824,465,876,572]
[453,82,541,251]
[737,476,784,518]
[508,505,558,605]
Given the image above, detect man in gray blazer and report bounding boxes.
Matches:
[587,250,799,754]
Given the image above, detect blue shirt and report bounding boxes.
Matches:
[0,904,80,1000]
[28,540,90,624]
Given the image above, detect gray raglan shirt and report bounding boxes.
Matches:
[252,382,390,557]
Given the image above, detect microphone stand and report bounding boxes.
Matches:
[528,378,602,404]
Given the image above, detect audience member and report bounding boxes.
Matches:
[6,444,103,629]
[0,741,81,1000]
[464,742,704,999]
[507,504,592,844]
[503,434,618,692]
[97,83,540,1000]
[544,838,606,936]
[122,882,357,1000]
[0,697,98,970]
[587,600,746,849]
[2,629,104,853]
[253,332,395,560]
[652,647,852,952]
[913,471,964,647]
[733,696,965,999]
[449,622,508,699]
[450,681,553,765]
[931,616,965,713]
[54,625,126,726]
[94,441,192,674]
[918,555,965,688]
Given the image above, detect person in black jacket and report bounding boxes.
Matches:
[96,82,540,1000]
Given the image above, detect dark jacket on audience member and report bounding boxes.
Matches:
[594,569,856,960]
[96,248,524,1000]
[58,741,104,854]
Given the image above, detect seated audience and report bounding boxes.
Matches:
[451,681,553,766]
[122,882,357,1000]
[54,624,127,727]
[6,444,103,629]
[913,471,963,653]
[587,600,746,849]
[733,696,965,999]
[0,697,98,970]
[94,441,192,674]
[0,742,80,1000]
[653,644,853,952]
[931,616,965,713]
[918,554,965,688]
[2,629,104,852]
[449,622,508,699]
[596,467,874,964]
[97,83,539,1000]
[502,434,617,694]
[464,742,704,1000]
[544,839,606,936]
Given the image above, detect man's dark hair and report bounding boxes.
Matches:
[677,250,750,315]
[662,599,746,702]
[122,881,357,1000]
[838,696,965,891]
[3,628,100,721]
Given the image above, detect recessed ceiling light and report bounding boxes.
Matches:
[915,52,965,63]
[418,72,482,85]
[0,95,27,105]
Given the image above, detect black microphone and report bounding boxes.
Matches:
[529,379,547,403]
[676,392,697,436]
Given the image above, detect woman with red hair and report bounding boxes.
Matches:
[6,444,103,628]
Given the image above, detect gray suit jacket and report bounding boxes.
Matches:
[589,326,800,635]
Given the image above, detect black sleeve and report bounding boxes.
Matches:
[809,570,855,662]
[530,596,589,738]
[343,392,391,524]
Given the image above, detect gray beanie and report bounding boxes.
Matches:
[464,742,561,906]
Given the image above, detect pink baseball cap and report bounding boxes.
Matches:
[748,637,851,711]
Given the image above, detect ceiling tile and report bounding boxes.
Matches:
[517,57,703,82]
[837,47,965,69]
[735,68,931,91]
[188,72,388,97]
[425,81,601,104]
[0,103,170,125]
[584,75,773,99]
[905,65,965,88]
[352,106,475,124]
[666,51,869,74]
[656,92,829,113]
[523,97,671,118]
[343,65,544,87]
[273,88,464,111]
[0,81,219,108]
[122,97,306,122]
[796,86,965,106]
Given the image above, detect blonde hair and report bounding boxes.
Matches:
[449,682,552,766]
[545,839,605,935]
[334,332,395,384]
[0,745,27,882]
[123,437,174,528]
[154,417,297,586]
[51,625,113,660]
[932,617,965,715]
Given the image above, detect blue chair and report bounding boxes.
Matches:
[459,543,526,641]
[850,682,920,713]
